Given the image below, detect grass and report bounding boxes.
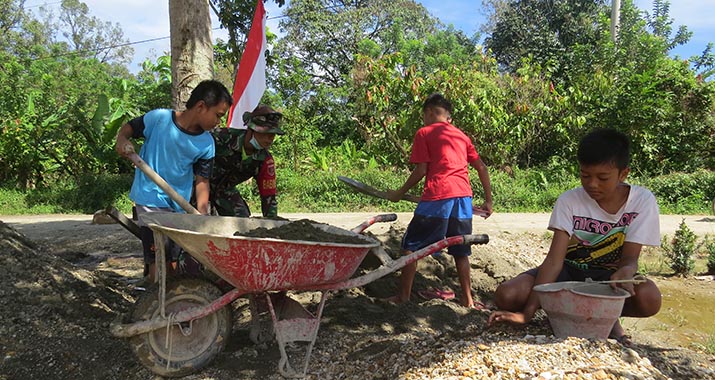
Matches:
[1,167,714,216]
[693,334,715,355]
[639,245,712,277]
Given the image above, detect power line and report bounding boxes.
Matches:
[24,3,344,64]
[23,1,62,9]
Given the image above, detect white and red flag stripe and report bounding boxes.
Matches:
[226,0,267,129]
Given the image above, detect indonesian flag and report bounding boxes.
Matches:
[226,0,267,129]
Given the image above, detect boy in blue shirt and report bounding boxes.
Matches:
[115,79,232,283]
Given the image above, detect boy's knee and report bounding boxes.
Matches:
[494,282,522,309]
[628,282,662,317]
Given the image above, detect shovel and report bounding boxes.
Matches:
[338,176,489,217]
[128,153,201,215]
[338,176,421,203]
[585,274,647,285]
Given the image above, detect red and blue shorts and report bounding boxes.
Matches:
[402,197,473,256]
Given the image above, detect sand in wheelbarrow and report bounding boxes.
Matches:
[237,219,368,245]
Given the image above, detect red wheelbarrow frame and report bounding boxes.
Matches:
[110,213,488,377]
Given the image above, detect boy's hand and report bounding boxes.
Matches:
[475,201,493,219]
[386,190,403,202]
[610,268,638,296]
[116,141,135,158]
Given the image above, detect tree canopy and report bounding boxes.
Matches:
[0,0,713,203]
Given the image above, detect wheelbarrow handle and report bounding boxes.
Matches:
[462,234,490,245]
[351,213,398,234]
[312,233,490,292]
[128,153,201,215]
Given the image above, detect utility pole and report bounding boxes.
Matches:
[611,0,621,43]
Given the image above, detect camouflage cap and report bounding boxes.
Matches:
[242,104,285,135]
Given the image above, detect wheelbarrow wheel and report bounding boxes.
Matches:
[129,277,232,377]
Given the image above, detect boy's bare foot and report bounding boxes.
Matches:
[487,310,529,326]
[608,320,633,347]
[381,295,408,304]
[466,300,491,311]
[417,288,455,301]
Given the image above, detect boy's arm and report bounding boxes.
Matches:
[115,123,136,158]
[470,158,493,215]
[525,229,570,315]
[610,242,642,295]
[386,162,427,202]
[257,156,278,218]
[488,229,570,325]
[194,176,210,215]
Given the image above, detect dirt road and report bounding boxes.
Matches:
[1,212,714,380]
[3,212,714,242]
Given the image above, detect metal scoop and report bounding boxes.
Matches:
[585,274,647,285]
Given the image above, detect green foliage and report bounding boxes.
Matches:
[0,173,132,214]
[484,0,608,80]
[704,236,715,274]
[661,219,697,275]
[489,163,579,212]
[234,166,416,213]
[3,165,715,216]
[52,0,134,65]
[210,0,287,70]
[638,170,715,214]
[0,187,55,214]
[352,52,587,170]
[351,1,715,177]
[276,0,438,88]
[0,0,139,189]
[694,334,715,355]
[1,0,715,219]
[23,174,133,214]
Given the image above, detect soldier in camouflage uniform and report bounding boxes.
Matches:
[210,104,285,217]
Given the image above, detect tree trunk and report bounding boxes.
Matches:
[169,0,214,111]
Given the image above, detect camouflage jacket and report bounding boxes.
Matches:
[210,128,277,217]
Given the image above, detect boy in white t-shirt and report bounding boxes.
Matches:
[487,129,662,346]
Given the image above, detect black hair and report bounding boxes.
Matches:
[185,80,233,109]
[577,128,630,170]
[422,93,452,114]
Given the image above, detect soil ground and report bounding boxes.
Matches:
[1,212,714,380]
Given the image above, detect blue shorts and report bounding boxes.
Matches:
[402,197,473,256]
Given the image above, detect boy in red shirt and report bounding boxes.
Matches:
[386,93,493,309]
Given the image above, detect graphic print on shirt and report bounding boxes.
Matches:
[565,212,639,271]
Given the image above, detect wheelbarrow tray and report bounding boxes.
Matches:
[140,213,380,292]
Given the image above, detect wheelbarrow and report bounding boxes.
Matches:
[109,212,489,378]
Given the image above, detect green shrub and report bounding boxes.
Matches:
[488,164,579,212]
[705,236,715,275]
[640,170,715,214]
[2,166,715,216]
[0,186,56,214]
[661,219,697,275]
[23,173,133,214]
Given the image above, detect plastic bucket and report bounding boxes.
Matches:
[533,282,631,339]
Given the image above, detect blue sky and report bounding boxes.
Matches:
[27,0,715,73]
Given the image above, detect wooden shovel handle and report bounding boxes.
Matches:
[128,153,200,215]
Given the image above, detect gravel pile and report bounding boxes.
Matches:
[2,219,714,380]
